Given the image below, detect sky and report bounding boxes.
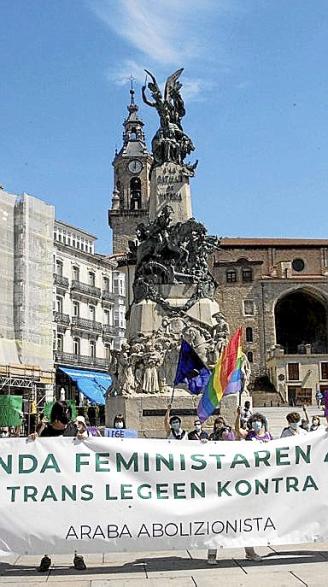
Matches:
[1,0,328,253]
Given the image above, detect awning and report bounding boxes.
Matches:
[58,367,112,405]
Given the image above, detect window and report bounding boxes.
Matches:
[288,363,300,381]
[103,276,109,292]
[72,301,80,317]
[246,327,253,342]
[104,309,110,325]
[56,296,63,313]
[90,340,96,358]
[73,338,80,356]
[114,311,120,327]
[243,300,255,316]
[130,177,142,210]
[105,344,112,360]
[292,258,305,272]
[72,265,80,281]
[55,260,63,277]
[242,268,253,282]
[89,305,95,321]
[321,362,328,380]
[88,271,95,286]
[247,351,253,363]
[119,278,125,296]
[57,334,63,352]
[226,269,237,283]
[113,277,119,294]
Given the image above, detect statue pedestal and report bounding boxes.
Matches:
[149,163,192,223]
[128,284,220,341]
[106,390,240,438]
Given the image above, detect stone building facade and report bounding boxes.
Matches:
[211,238,328,404]
[53,220,126,399]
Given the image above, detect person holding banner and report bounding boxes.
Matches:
[30,401,88,572]
[235,407,272,442]
[280,412,308,437]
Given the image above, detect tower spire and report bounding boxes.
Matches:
[129,75,135,106]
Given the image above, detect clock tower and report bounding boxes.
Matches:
[108,86,152,254]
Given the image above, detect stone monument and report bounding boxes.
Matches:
[106,69,241,436]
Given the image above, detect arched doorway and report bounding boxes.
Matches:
[275,289,328,354]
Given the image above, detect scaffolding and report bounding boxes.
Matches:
[0,190,55,402]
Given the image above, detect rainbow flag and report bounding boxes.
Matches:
[197,327,243,423]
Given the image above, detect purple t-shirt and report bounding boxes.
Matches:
[246,430,272,442]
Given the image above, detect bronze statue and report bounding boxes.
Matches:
[142,69,196,170]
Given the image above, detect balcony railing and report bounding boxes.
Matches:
[71,280,101,298]
[103,324,117,336]
[71,316,102,333]
[54,351,110,371]
[54,273,69,289]
[53,311,70,326]
[102,290,116,302]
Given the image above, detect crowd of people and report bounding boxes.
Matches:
[1,397,325,571]
[164,400,325,565]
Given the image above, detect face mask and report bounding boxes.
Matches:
[171,421,181,432]
[252,421,262,433]
[290,422,299,430]
[195,424,202,432]
[115,421,124,429]
[312,421,319,428]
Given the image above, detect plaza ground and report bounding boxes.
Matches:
[0,405,326,587]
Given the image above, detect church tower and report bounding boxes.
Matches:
[108,85,152,254]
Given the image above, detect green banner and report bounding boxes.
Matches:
[0,395,23,427]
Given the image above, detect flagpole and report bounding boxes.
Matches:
[170,385,176,405]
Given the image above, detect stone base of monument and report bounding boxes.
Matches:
[106,389,240,438]
[149,162,192,224]
[128,285,220,340]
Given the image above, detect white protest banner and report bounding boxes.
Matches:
[1,431,328,555]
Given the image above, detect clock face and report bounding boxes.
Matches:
[128,160,143,174]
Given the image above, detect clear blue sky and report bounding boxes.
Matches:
[1,1,328,253]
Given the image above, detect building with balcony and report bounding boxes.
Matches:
[53,220,126,402]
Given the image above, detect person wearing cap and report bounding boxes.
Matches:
[164,404,188,440]
[75,415,89,439]
[188,419,208,440]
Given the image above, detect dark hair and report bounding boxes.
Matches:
[50,401,72,425]
[113,414,126,429]
[286,412,301,424]
[244,401,251,408]
[249,412,266,427]
[169,415,181,426]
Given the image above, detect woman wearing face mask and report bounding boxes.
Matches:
[207,414,262,565]
[164,404,188,440]
[280,412,308,437]
[236,407,272,442]
[113,414,126,430]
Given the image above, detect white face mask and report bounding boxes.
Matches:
[290,422,299,430]
[252,421,262,433]
[115,421,124,429]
